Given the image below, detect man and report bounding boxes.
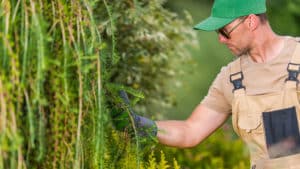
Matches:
[114,0,300,168]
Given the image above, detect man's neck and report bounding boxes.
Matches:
[248,26,285,63]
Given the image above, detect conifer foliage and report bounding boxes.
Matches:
[0,0,194,168]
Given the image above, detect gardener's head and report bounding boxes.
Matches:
[194,0,269,56]
[194,0,267,32]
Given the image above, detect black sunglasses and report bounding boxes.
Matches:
[216,16,247,39]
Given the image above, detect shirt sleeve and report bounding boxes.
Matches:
[201,66,232,114]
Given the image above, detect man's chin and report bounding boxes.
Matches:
[229,50,242,57]
[230,50,248,58]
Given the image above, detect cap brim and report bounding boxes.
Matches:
[193,16,235,31]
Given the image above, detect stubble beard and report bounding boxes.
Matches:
[234,47,250,58]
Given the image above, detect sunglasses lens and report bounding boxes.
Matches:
[218,29,229,39]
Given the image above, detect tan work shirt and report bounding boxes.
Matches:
[201,36,299,114]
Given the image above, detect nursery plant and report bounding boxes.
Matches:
[0,0,196,168]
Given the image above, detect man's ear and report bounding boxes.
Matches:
[247,14,260,31]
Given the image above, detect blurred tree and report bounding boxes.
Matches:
[267,0,300,35]
[100,0,198,119]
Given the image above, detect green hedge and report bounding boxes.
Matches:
[0,0,196,168]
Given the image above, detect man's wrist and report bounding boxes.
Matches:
[133,114,157,138]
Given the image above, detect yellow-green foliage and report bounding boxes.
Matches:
[158,151,170,169]
[173,158,180,169]
[144,150,180,169]
[104,130,181,169]
[147,151,157,169]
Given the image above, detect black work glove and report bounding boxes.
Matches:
[111,90,157,139]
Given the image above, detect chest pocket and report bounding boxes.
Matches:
[263,106,300,158]
[236,96,262,132]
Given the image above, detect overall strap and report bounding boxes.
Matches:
[286,43,300,86]
[230,57,245,93]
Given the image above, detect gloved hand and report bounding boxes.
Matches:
[111,90,158,139]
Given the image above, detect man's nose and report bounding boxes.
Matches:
[218,34,228,44]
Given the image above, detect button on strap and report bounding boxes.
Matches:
[230,72,245,92]
[286,63,300,82]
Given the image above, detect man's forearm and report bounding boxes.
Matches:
[156,120,196,148]
[155,105,229,148]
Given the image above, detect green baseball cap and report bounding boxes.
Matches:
[194,0,266,31]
